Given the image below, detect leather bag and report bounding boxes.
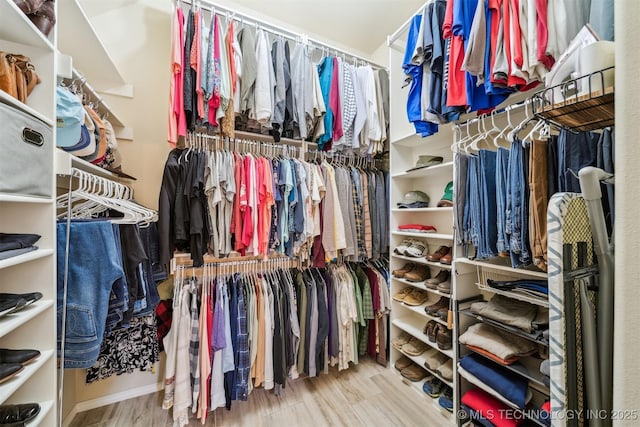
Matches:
[28,1,56,37]
[12,0,45,15]
[0,53,41,103]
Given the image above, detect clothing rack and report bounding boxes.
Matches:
[183,130,310,160]
[171,253,302,278]
[178,0,387,70]
[386,1,429,46]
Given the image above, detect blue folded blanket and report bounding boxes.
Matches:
[460,353,529,409]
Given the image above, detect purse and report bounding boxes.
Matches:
[11,0,45,14]
[0,53,41,104]
[28,1,56,37]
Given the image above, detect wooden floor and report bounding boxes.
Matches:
[68,358,452,427]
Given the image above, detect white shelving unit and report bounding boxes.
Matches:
[387,8,458,421]
[0,1,58,425]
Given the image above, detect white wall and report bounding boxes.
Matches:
[613,1,640,425]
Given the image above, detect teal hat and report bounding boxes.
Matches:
[56,87,84,148]
[437,182,454,207]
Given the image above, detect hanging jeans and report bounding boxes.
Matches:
[597,127,615,233]
[529,140,549,271]
[454,153,468,247]
[507,141,531,268]
[495,148,510,255]
[57,221,126,368]
[479,150,498,259]
[466,155,481,253]
[557,128,598,193]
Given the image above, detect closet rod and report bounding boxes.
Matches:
[178,0,387,70]
[453,99,537,128]
[67,69,120,125]
[386,0,428,46]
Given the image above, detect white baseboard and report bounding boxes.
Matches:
[62,382,164,427]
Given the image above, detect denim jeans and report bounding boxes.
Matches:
[467,156,481,251]
[479,150,498,258]
[495,148,510,254]
[105,224,128,332]
[557,128,598,193]
[454,153,468,247]
[508,140,531,267]
[57,221,125,368]
[597,127,615,232]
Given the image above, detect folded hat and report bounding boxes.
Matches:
[397,190,430,209]
[437,181,454,207]
[56,87,84,148]
[407,155,444,172]
[398,224,437,233]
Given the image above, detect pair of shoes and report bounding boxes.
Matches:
[394,355,412,371]
[425,270,450,289]
[391,331,411,350]
[401,337,429,356]
[438,386,454,412]
[426,246,452,265]
[400,362,429,382]
[436,359,454,382]
[392,262,416,278]
[0,349,41,384]
[423,350,449,372]
[0,403,41,426]
[404,266,431,282]
[395,239,429,258]
[0,293,43,319]
[423,377,445,397]
[425,297,449,317]
[402,289,430,306]
[436,326,452,350]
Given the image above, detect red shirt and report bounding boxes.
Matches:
[444,0,468,107]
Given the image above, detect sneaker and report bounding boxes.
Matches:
[438,386,454,412]
[405,240,429,258]
[394,239,414,255]
[422,377,444,398]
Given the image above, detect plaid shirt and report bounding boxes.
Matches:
[350,168,366,260]
[155,300,173,353]
[233,277,250,401]
[188,279,201,407]
[356,267,373,355]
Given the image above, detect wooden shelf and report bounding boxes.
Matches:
[391,207,453,213]
[0,350,53,405]
[391,253,452,271]
[0,194,53,204]
[455,257,548,279]
[392,231,454,240]
[0,300,54,339]
[31,399,54,427]
[392,277,452,299]
[392,317,454,359]
[0,249,54,270]
[391,161,454,180]
[0,0,55,50]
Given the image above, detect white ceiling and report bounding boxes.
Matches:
[79,0,424,55]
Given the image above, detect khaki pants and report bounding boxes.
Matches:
[529,139,548,271]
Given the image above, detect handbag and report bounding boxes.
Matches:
[28,1,56,37]
[11,0,45,14]
[0,53,41,104]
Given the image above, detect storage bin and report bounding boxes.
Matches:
[0,100,52,198]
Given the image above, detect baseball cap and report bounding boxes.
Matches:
[406,155,444,173]
[56,87,84,148]
[437,182,454,207]
[68,108,97,156]
[397,190,430,209]
[102,118,122,168]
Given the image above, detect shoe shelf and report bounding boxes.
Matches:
[0,300,54,340]
[391,207,454,213]
[459,309,548,346]
[0,249,54,271]
[392,231,454,241]
[475,282,548,308]
[392,277,452,299]
[391,161,454,180]
[462,345,550,392]
[394,368,454,420]
[394,347,454,389]
[391,254,452,271]
[0,349,53,405]
[392,317,454,359]
[31,399,54,427]
[393,299,448,326]
[455,257,548,279]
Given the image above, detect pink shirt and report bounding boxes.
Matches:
[191,10,205,120]
[208,15,221,127]
[329,57,343,141]
[168,8,186,145]
[241,154,254,250]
